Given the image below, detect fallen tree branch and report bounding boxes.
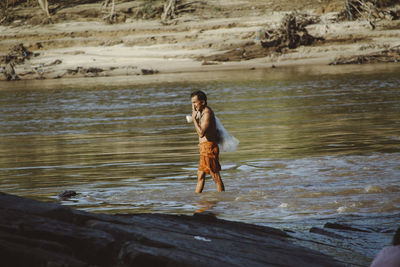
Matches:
[37,0,51,18]
[162,0,177,22]
[260,12,322,52]
[101,0,111,10]
[329,45,400,65]
[102,0,117,23]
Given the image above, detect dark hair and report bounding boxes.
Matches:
[393,226,400,246]
[190,90,207,104]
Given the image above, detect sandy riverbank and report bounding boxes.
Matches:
[1,0,399,82]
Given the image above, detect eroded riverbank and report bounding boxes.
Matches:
[1,0,400,81]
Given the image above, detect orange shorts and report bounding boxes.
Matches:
[199,141,221,174]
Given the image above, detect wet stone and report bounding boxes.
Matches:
[0,192,345,267]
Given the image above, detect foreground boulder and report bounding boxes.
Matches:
[0,192,344,267]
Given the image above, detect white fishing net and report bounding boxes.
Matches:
[186,113,239,152]
[215,116,239,152]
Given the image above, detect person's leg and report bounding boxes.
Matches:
[195,171,206,193]
[211,172,225,192]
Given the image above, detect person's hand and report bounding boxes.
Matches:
[192,103,199,121]
[192,109,198,122]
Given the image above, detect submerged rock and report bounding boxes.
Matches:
[310,227,347,240]
[324,222,372,233]
[57,190,77,200]
[0,192,345,267]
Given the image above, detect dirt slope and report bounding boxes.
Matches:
[0,0,399,81]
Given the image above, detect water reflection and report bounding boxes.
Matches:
[195,200,217,214]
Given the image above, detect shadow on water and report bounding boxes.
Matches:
[1,63,400,266]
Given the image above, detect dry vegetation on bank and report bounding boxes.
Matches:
[1,0,400,81]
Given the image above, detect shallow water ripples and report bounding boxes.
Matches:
[56,152,400,228]
[209,153,400,223]
[1,67,400,266]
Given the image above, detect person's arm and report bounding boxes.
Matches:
[192,108,210,138]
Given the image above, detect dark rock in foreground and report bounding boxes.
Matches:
[0,192,344,267]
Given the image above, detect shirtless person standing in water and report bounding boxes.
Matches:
[190,90,225,193]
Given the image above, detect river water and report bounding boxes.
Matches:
[1,64,399,266]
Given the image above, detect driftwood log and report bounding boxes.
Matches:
[0,192,345,267]
[329,45,400,65]
[37,0,50,18]
[343,0,400,29]
[1,43,34,81]
[162,0,203,22]
[4,61,19,80]
[1,43,33,65]
[198,12,321,62]
[162,0,177,22]
[101,0,117,23]
[260,13,321,52]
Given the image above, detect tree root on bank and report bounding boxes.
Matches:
[1,43,33,65]
[260,12,322,52]
[1,43,38,81]
[329,45,400,65]
[161,0,205,23]
[199,12,323,62]
[341,0,400,29]
[101,0,118,24]
[162,0,177,22]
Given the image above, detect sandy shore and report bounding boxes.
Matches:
[1,0,399,83]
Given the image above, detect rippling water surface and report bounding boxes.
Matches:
[1,65,400,266]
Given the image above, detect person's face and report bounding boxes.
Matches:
[191,96,206,112]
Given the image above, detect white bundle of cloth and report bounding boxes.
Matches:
[186,113,239,152]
